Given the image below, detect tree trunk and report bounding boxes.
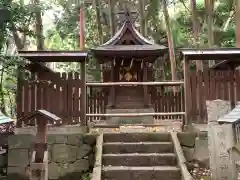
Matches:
[108,0,116,37]
[94,0,103,44]
[205,0,215,67]
[139,0,146,36]
[94,0,103,81]
[236,0,240,47]
[162,0,178,92]
[35,0,44,50]
[190,0,203,71]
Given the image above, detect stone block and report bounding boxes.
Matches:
[8,149,29,167]
[182,146,194,161]
[68,159,89,173]
[7,172,29,180]
[77,144,92,159]
[0,154,6,167]
[8,135,35,149]
[83,134,97,145]
[67,134,83,146]
[7,166,26,174]
[48,162,61,180]
[193,137,209,167]
[197,131,208,140]
[177,132,196,147]
[106,108,154,125]
[52,144,78,163]
[48,135,68,144]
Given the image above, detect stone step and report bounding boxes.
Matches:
[103,142,174,154]
[102,153,177,166]
[103,132,170,142]
[102,166,181,180]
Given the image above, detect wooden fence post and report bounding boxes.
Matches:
[183,56,192,130]
[18,110,62,180]
[80,61,87,126]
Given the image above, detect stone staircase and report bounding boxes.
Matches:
[100,132,182,180]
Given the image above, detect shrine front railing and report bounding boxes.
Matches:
[86,81,185,124]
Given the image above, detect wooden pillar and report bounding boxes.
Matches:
[183,57,192,129]
[16,68,22,125]
[80,61,86,126]
[143,62,148,107]
[31,116,48,180]
[230,67,235,110]
[110,61,115,108]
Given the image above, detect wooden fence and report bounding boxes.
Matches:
[189,70,240,123]
[17,72,84,126]
[87,91,106,122]
[17,71,185,125]
[151,88,184,120]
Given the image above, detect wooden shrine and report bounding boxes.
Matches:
[91,14,167,110]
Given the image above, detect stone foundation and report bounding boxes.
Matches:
[7,126,97,180]
[177,132,209,167]
[106,108,154,124]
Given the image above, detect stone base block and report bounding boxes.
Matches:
[106,108,154,125]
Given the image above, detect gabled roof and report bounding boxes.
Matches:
[91,20,167,63]
[102,20,154,46]
[17,109,62,126]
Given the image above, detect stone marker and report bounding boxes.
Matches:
[207,99,236,180]
[208,123,236,180]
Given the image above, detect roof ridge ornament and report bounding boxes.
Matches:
[125,11,131,22]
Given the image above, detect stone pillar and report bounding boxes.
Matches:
[208,124,236,180]
[207,99,236,180]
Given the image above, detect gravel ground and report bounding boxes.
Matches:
[186,161,211,180]
[188,162,240,180]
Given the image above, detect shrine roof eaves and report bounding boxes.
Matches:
[17,50,88,62]
[93,44,167,51]
[18,110,62,124]
[91,45,168,63]
[180,48,240,60]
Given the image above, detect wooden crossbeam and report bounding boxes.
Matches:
[86,81,184,86]
[86,112,185,117]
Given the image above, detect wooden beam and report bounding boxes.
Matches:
[86,112,185,117]
[87,81,184,86]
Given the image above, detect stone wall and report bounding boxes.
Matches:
[0,134,12,179]
[177,132,209,167]
[7,132,97,180]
